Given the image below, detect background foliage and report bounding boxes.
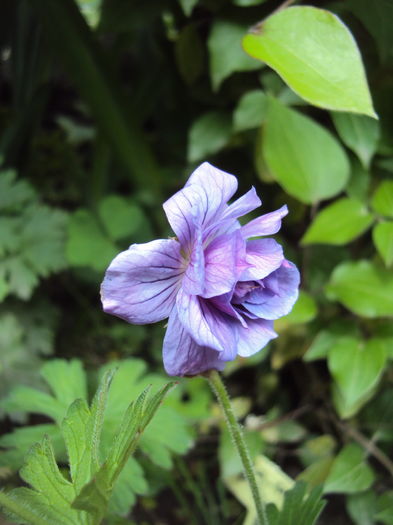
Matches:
[0,0,392,523]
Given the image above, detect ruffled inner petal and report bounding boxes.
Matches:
[176,289,238,360]
[241,205,288,239]
[163,309,226,376]
[240,238,284,281]
[221,187,261,222]
[101,239,183,324]
[202,231,246,298]
[243,261,300,320]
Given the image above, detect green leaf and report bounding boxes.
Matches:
[371,180,393,218]
[66,208,117,272]
[98,196,143,242]
[346,490,376,525]
[188,111,232,162]
[332,113,380,168]
[373,221,393,267]
[282,291,317,324]
[263,98,350,204]
[243,6,376,116]
[0,170,36,211]
[178,0,198,16]
[233,90,267,131]
[302,198,374,245]
[233,0,267,5]
[41,359,88,412]
[208,20,260,91]
[324,444,375,494]
[175,24,204,85]
[266,482,326,525]
[328,337,387,417]
[376,491,393,525]
[304,321,360,362]
[326,260,393,317]
[346,160,370,201]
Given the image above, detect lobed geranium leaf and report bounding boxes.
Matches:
[326,260,393,317]
[302,198,374,245]
[263,98,349,204]
[243,6,376,116]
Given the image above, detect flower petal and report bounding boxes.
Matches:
[241,205,288,239]
[176,289,238,359]
[101,239,182,324]
[182,222,205,295]
[236,319,277,357]
[163,162,237,246]
[202,231,246,298]
[222,187,261,222]
[163,309,226,376]
[243,261,300,320]
[240,238,284,281]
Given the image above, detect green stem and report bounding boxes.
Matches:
[207,370,269,525]
[0,491,51,525]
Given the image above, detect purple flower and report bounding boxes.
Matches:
[101,163,299,376]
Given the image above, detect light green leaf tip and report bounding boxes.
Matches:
[243,6,377,118]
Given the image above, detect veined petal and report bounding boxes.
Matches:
[241,205,288,239]
[244,261,300,320]
[221,187,261,222]
[163,163,237,247]
[236,319,277,357]
[182,223,205,295]
[240,238,284,281]
[163,309,226,376]
[176,289,238,360]
[202,232,246,298]
[101,239,182,324]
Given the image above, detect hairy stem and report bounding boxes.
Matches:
[207,370,269,525]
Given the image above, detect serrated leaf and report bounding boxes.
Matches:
[326,260,393,317]
[324,444,375,494]
[373,221,393,267]
[302,198,374,245]
[371,180,393,218]
[208,20,260,90]
[98,196,143,241]
[41,359,87,413]
[233,90,267,131]
[266,482,326,525]
[328,337,386,417]
[332,113,380,168]
[263,98,349,204]
[0,488,55,525]
[0,170,36,211]
[188,111,232,162]
[243,6,376,116]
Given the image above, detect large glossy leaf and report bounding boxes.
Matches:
[243,6,376,116]
[324,444,375,494]
[302,198,374,245]
[328,337,387,417]
[326,260,393,317]
[208,20,261,91]
[373,221,393,267]
[263,98,349,204]
[332,113,380,169]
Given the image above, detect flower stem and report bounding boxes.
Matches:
[207,370,269,525]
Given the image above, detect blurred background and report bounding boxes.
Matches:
[0,0,392,523]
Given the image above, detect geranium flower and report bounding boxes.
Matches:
[101,163,299,376]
